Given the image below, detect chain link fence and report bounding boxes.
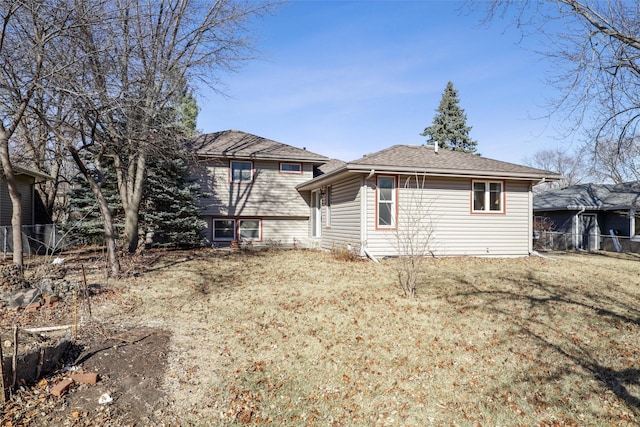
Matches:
[534,230,640,253]
[0,224,67,258]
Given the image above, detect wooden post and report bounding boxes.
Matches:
[11,325,17,392]
[35,347,45,381]
[81,264,92,318]
[73,287,78,340]
[0,336,5,403]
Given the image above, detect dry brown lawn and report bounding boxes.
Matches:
[116,248,640,426]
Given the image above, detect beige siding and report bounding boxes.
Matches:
[320,175,361,251]
[195,159,313,217]
[204,216,312,247]
[262,218,314,247]
[0,176,34,226]
[364,176,533,257]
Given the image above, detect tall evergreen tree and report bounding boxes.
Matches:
[141,151,207,248]
[66,168,123,245]
[422,82,478,154]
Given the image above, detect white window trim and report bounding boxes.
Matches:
[279,162,303,174]
[213,218,236,241]
[230,160,254,183]
[238,219,262,242]
[377,176,396,229]
[472,180,504,213]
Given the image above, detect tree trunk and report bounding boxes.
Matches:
[0,131,23,267]
[66,144,120,277]
[94,186,120,277]
[123,207,140,253]
[117,151,146,253]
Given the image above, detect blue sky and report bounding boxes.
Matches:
[196,0,572,165]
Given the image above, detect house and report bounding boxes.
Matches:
[192,131,561,256]
[533,182,640,252]
[191,130,329,246]
[297,144,562,258]
[0,165,55,254]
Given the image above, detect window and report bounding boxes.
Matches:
[230,161,253,182]
[326,186,332,227]
[377,176,396,228]
[239,219,261,241]
[213,219,235,241]
[472,180,503,213]
[280,162,302,174]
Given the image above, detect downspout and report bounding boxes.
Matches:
[362,246,379,263]
[361,172,372,260]
[528,183,533,255]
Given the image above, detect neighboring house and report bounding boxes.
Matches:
[0,166,50,227]
[534,182,640,252]
[297,144,561,258]
[191,130,329,246]
[0,165,54,254]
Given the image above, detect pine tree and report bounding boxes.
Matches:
[422,81,478,154]
[66,169,123,245]
[140,151,207,248]
[136,85,206,248]
[65,83,205,248]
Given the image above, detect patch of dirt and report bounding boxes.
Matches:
[0,249,175,426]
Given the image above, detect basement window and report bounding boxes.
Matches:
[213,219,235,241]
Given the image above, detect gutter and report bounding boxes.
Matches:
[344,164,562,181]
[298,164,561,191]
[566,205,599,212]
[196,153,330,164]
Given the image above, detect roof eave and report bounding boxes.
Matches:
[296,166,350,191]
[346,164,562,181]
[297,164,561,191]
[197,152,329,164]
[13,165,52,180]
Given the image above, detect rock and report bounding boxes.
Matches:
[0,263,30,292]
[4,288,42,308]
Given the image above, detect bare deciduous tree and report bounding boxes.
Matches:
[67,0,276,257]
[475,0,640,154]
[392,173,436,298]
[587,137,640,184]
[0,1,72,267]
[12,0,276,276]
[524,147,587,191]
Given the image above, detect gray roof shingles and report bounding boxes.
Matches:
[348,145,559,178]
[191,130,329,163]
[534,182,640,211]
[316,158,346,175]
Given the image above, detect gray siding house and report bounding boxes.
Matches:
[0,166,54,254]
[297,144,561,258]
[534,182,640,252]
[191,130,329,246]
